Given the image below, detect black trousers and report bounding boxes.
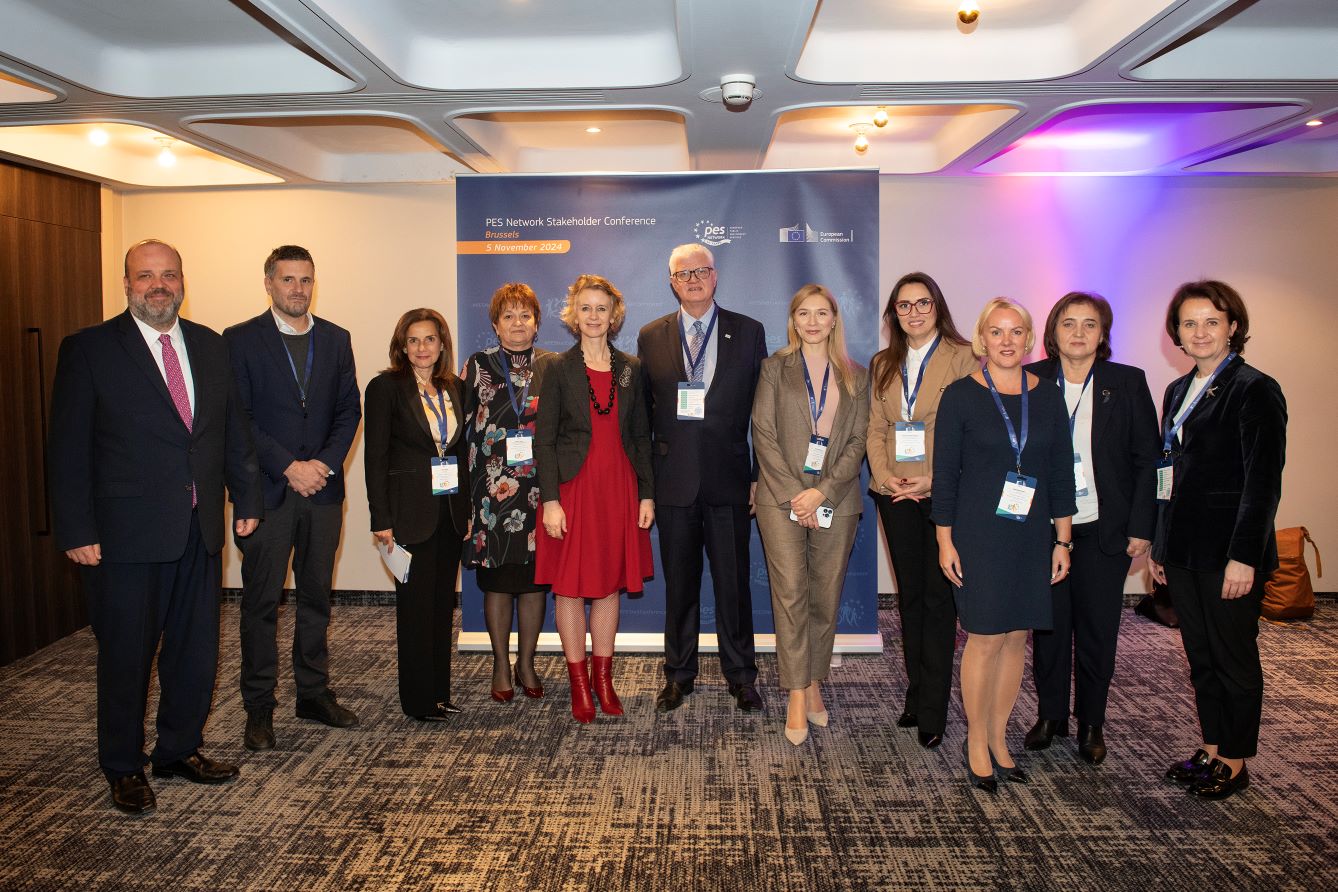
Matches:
[236,495,343,711]
[875,495,956,735]
[658,501,758,685]
[395,500,463,716]
[1166,564,1264,760]
[1031,522,1131,727]
[84,512,220,780]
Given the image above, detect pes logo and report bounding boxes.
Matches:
[693,219,743,247]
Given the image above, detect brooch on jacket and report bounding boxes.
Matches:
[618,366,633,388]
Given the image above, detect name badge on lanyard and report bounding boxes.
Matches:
[1061,368,1094,498]
[1156,352,1234,502]
[421,387,459,495]
[896,335,939,462]
[803,360,831,474]
[984,366,1032,523]
[677,312,717,421]
[501,356,534,466]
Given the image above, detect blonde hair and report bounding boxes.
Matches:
[777,284,859,394]
[971,297,1035,358]
[559,274,626,338]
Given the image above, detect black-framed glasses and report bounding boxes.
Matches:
[894,298,934,316]
[670,266,714,283]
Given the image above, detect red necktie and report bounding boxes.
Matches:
[159,334,196,506]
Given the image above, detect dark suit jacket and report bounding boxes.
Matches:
[1025,358,1161,555]
[363,371,469,546]
[1151,356,1286,574]
[224,311,361,510]
[49,310,262,561]
[533,344,652,502]
[636,305,767,507]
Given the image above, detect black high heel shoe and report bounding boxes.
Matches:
[962,741,998,793]
[990,750,1029,784]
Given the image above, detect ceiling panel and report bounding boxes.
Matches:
[796,0,1178,83]
[453,111,689,173]
[0,0,355,98]
[1190,114,1338,173]
[310,0,682,90]
[764,104,1019,173]
[0,70,58,104]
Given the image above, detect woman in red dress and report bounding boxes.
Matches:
[533,275,655,723]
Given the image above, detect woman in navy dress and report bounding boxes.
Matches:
[932,298,1075,793]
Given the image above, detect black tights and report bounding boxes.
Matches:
[484,590,546,690]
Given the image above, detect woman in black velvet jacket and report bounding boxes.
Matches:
[1149,280,1286,801]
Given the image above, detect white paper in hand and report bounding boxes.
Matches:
[379,540,412,583]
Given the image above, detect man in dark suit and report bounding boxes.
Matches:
[637,243,767,712]
[224,245,361,752]
[50,239,262,815]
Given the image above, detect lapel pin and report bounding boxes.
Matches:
[1207,386,1218,398]
[724,333,732,339]
[1101,389,1111,402]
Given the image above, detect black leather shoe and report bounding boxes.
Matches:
[411,701,461,721]
[917,731,943,749]
[439,700,462,714]
[152,751,239,785]
[1023,718,1069,751]
[727,683,764,712]
[1077,723,1107,766]
[1190,760,1250,800]
[896,710,918,729]
[655,680,694,712]
[109,772,156,815]
[244,708,275,752]
[1165,749,1214,786]
[296,691,359,728]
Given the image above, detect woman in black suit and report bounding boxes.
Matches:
[364,308,470,721]
[1150,281,1286,801]
[1022,293,1161,766]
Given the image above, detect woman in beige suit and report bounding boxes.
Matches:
[753,284,869,745]
[867,272,977,749]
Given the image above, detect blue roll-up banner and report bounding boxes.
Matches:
[455,169,880,652]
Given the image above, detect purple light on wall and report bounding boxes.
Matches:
[975,102,1302,175]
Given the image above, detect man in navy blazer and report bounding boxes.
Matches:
[224,245,362,751]
[638,243,767,713]
[50,239,262,815]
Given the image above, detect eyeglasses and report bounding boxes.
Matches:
[894,298,935,316]
[670,266,714,283]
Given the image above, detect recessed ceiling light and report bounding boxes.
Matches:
[1305,119,1323,127]
[872,108,889,128]
[155,137,176,167]
[585,127,602,134]
[87,128,109,147]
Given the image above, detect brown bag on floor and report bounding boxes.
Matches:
[1263,527,1321,621]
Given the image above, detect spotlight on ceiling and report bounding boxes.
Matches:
[1305,119,1323,127]
[155,137,177,167]
[957,2,980,26]
[873,108,889,128]
[88,128,109,147]
[585,127,602,134]
[849,123,873,154]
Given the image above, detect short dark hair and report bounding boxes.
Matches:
[1042,292,1114,362]
[385,308,455,389]
[264,245,314,278]
[1165,280,1250,355]
[488,282,542,328]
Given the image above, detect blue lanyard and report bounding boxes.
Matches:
[983,366,1029,473]
[420,387,452,455]
[802,360,831,433]
[501,348,532,420]
[1162,352,1235,455]
[678,311,718,381]
[282,331,315,408]
[1058,365,1095,438]
[901,334,940,421]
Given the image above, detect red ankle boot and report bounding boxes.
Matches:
[591,655,623,716]
[567,659,595,723]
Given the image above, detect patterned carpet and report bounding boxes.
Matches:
[0,603,1334,892]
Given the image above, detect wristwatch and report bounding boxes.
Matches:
[1053,539,1074,551]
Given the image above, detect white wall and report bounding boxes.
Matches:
[108,176,1337,593]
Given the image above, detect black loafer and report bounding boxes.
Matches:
[727,682,764,712]
[1190,760,1250,800]
[296,691,359,728]
[152,751,239,785]
[655,680,694,712]
[1077,723,1107,766]
[896,710,918,729]
[1023,718,1069,751]
[109,772,156,815]
[917,731,943,749]
[243,708,275,752]
[1165,749,1214,786]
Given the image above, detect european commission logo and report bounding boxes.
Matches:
[779,223,817,243]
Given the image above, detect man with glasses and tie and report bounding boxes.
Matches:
[50,239,262,815]
[638,243,768,713]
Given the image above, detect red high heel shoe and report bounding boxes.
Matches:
[590,655,623,716]
[515,665,544,699]
[491,663,515,703]
[567,659,595,723]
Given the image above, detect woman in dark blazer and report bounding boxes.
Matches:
[364,308,470,721]
[534,274,654,723]
[1150,280,1286,801]
[753,284,868,746]
[1022,292,1161,766]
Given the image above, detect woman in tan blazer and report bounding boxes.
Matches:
[753,284,869,745]
[867,272,977,749]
